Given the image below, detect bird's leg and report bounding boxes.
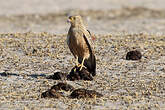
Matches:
[75,56,79,66]
[73,56,85,72]
[79,57,85,71]
[73,56,79,72]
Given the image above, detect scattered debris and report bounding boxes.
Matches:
[47,72,67,80]
[67,66,93,81]
[70,88,103,99]
[46,66,94,81]
[51,82,74,92]
[126,50,142,60]
[41,89,62,98]
[41,83,102,99]
[41,82,74,98]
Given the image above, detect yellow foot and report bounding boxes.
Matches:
[73,67,77,72]
[79,64,85,71]
[73,64,81,72]
[73,64,84,72]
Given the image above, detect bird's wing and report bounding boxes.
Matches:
[82,30,94,54]
[81,29,96,75]
[74,29,96,75]
[70,28,94,54]
[87,30,94,45]
[83,29,94,53]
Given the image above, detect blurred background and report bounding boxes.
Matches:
[0,0,165,34]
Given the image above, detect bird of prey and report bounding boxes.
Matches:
[67,15,96,76]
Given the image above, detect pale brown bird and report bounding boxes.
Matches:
[67,15,96,76]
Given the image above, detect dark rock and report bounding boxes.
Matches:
[41,82,74,98]
[67,66,93,81]
[51,82,74,92]
[47,72,66,80]
[70,88,103,99]
[126,50,142,60]
[41,89,62,98]
[41,83,103,99]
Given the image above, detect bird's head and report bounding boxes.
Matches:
[67,15,84,27]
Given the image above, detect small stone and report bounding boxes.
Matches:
[126,50,142,60]
[70,88,103,99]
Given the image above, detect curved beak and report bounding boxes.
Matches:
[67,16,72,23]
[67,19,71,23]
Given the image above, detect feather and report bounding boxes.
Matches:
[78,33,96,76]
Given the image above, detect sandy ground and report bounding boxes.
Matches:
[0,0,165,110]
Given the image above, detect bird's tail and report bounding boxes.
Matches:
[81,53,96,76]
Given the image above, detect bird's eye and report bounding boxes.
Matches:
[69,16,72,19]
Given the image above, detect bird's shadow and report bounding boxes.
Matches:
[27,74,46,78]
[0,72,20,77]
[0,72,46,79]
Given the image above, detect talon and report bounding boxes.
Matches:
[73,57,85,71]
[77,64,81,67]
[74,64,82,72]
[79,58,85,71]
[73,67,77,72]
[79,65,83,71]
